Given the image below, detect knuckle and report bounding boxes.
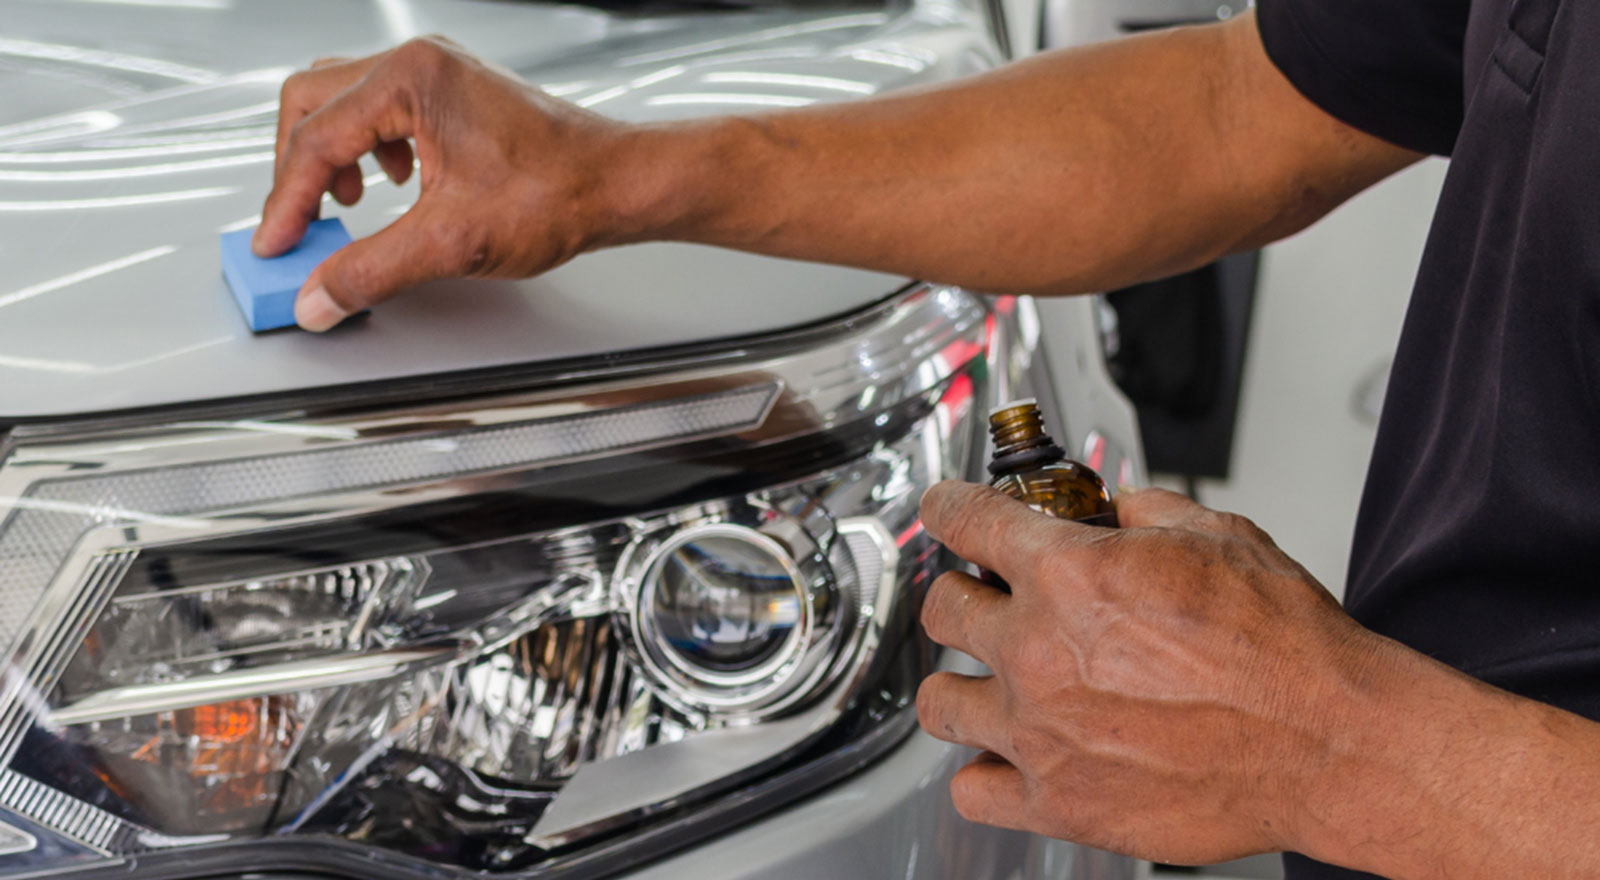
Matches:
[279,69,309,103]
[919,480,961,528]
[393,36,454,76]
[944,487,1008,553]
[1004,638,1055,687]
[1204,510,1258,537]
[1025,529,1079,584]
[1113,487,1163,523]
[285,116,328,157]
[1007,725,1052,767]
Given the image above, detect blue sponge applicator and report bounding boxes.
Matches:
[221,218,352,331]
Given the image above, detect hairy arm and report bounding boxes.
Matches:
[255,12,1417,330]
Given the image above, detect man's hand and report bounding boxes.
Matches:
[914,482,1383,865]
[916,481,1600,878]
[256,37,634,331]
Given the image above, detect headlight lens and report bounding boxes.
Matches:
[0,285,1040,879]
[641,526,809,676]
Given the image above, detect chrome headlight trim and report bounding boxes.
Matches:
[623,522,819,698]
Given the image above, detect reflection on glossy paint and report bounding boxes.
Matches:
[92,128,275,149]
[678,47,820,68]
[0,37,216,84]
[630,65,686,88]
[572,66,687,109]
[55,0,231,7]
[0,353,99,375]
[645,93,815,107]
[575,85,631,108]
[847,47,931,72]
[0,246,177,310]
[0,152,271,182]
[701,71,874,94]
[0,186,236,212]
[106,101,278,138]
[0,336,231,376]
[218,214,262,233]
[539,82,594,98]
[374,0,420,42]
[0,135,274,164]
[0,111,121,150]
[620,13,890,67]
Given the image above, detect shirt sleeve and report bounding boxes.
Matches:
[1255,0,1471,156]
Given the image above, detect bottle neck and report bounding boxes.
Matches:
[987,403,1066,476]
[988,442,1067,476]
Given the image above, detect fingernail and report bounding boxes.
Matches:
[250,228,269,256]
[295,285,348,332]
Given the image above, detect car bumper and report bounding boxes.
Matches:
[625,725,1146,880]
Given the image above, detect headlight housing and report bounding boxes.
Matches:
[0,285,1045,879]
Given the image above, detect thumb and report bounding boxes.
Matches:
[294,203,461,331]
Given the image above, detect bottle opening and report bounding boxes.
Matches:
[986,398,1038,420]
[988,399,1052,452]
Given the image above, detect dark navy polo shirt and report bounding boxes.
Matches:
[1256,0,1600,876]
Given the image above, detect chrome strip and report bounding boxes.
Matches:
[48,643,464,726]
[0,550,136,771]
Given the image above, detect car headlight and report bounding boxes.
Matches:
[0,285,1042,879]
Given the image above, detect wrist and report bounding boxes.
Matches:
[1283,633,1515,878]
[585,117,747,251]
[1276,631,1417,863]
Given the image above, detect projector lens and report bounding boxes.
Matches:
[650,533,804,673]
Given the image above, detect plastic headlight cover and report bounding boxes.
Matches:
[0,286,1020,878]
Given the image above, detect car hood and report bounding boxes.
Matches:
[0,0,997,420]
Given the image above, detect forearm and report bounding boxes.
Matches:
[602,13,1417,295]
[1297,635,1600,878]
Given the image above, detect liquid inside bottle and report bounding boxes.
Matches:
[981,399,1117,590]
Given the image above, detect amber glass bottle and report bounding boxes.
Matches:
[982,400,1117,589]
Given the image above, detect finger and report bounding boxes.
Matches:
[330,164,364,206]
[1115,488,1264,539]
[919,481,1081,582]
[921,570,1008,664]
[375,139,415,185]
[916,672,1009,754]
[293,201,462,331]
[258,75,414,258]
[1112,487,1206,529]
[949,752,1028,830]
[272,56,383,178]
